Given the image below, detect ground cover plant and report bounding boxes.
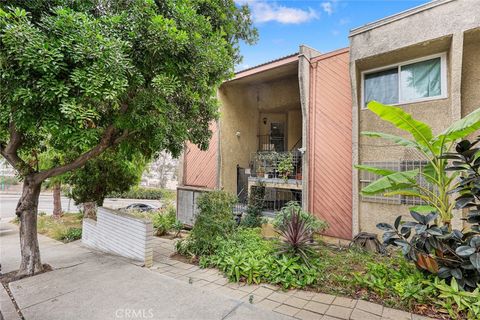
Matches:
[13,212,83,243]
[199,228,321,289]
[174,187,479,319]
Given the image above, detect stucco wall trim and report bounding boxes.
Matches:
[349,0,454,37]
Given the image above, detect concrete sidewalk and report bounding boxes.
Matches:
[0,223,292,320]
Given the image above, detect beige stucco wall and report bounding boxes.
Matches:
[217,84,259,194]
[288,110,302,150]
[461,27,480,118]
[350,0,480,236]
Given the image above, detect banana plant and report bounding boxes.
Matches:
[356,101,480,225]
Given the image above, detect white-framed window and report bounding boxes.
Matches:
[361,53,447,109]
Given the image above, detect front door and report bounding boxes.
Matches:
[270,122,285,152]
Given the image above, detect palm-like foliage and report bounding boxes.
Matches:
[276,207,316,266]
[357,101,480,225]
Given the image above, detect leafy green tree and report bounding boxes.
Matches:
[0,0,257,276]
[357,101,480,225]
[66,148,146,219]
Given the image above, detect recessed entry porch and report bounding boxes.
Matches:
[218,56,304,215]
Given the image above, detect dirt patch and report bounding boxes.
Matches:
[0,264,53,285]
[0,264,53,320]
[157,230,188,240]
[169,253,198,265]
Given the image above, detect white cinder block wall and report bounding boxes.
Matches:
[82,207,153,267]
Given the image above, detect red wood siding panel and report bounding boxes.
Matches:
[308,50,352,240]
[184,122,218,189]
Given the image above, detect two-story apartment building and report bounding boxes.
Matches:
[350,0,480,234]
[178,46,353,240]
[178,0,479,240]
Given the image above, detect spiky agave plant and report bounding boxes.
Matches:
[276,207,317,267]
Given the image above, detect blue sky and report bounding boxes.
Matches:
[236,0,431,70]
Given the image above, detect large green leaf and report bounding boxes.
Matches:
[410,205,438,213]
[367,101,433,149]
[361,131,421,149]
[434,108,480,146]
[354,164,397,176]
[361,170,419,195]
[383,190,431,203]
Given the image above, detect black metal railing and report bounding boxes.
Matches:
[251,186,302,213]
[257,135,285,152]
[251,151,302,180]
[234,186,302,218]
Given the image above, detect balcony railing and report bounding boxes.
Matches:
[233,186,302,216]
[258,135,285,152]
[250,151,302,181]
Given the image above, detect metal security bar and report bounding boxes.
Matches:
[235,186,302,217]
[249,186,301,213]
[258,135,285,152]
[359,160,431,205]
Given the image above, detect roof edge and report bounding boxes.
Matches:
[233,53,299,80]
[310,47,349,63]
[349,0,455,37]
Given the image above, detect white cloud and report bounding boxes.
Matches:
[321,2,333,15]
[339,18,350,25]
[236,1,318,24]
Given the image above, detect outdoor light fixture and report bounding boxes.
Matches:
[263,117,267,125]
[236,131,241,137]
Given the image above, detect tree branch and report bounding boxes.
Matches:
[33,126,120,183]
[0,122,33,175]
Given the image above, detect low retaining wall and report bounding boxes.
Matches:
[82,207,153,267]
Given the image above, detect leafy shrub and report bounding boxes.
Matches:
[152,206,176,236]
[199,228,320,289]
[107,187,174,201]
[171,220,183,237]
[356,102,480,225]
[176,191,237,256]
[378,211,480,291]
[354,258,437,306]
[443,137,480,231]
[241,183,266,228]
[273,202,328,233]
[277,154,294,181]
[376,139,480,291]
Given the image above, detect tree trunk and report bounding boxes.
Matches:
[52,182,62,218]
[83,201,97,219]
[16,176,43,277]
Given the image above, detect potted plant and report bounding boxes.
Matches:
[295,167,302,180]
[256,164,265,177]
[278,154,294,182]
